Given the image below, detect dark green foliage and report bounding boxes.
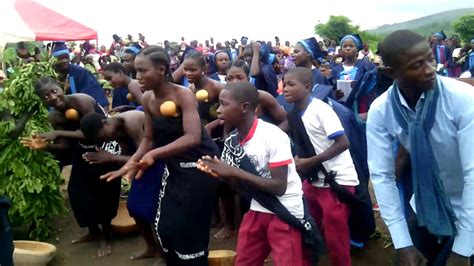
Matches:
[0,58,65,240]
[453,14,474,42]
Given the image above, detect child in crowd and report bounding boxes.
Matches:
[246,42,279,97]
[284,67,359,266]
[292,37,328,86]
[330,34,375,105]
[198,82,314,266]
[208,50,230,83]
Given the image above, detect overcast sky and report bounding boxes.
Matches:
[39,0,473,45]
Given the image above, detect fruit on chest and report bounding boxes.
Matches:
[196,89,209,102]
[160,101,179,117]
[65,108,79,120]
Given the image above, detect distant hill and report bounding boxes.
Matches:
[369,8,474,37]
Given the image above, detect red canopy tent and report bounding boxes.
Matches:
[0,0,97,46]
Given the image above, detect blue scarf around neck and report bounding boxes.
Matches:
[389,78,457,237]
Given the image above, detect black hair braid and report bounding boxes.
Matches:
[140,46,174,82]
[184,50,206,68]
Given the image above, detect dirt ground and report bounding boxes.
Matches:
[13,167,395,266]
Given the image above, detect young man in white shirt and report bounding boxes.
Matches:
[367,30,473,265]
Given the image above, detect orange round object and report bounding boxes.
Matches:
[126,93,134,101]
[65,108,79,120]
[160,101,178,117]
[196,89,209,102]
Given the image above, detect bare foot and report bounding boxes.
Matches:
[130,247,159,260]
[71,233,101,244]
[213,225,234,239]
[97,240,112,258]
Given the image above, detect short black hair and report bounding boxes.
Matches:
[380,30,426,68]
[285,67,313,88]
[34,76,58,95]
[80,113,106,141]
[224,82,259,110]
[103,62,128,74]
[184,50,206,68]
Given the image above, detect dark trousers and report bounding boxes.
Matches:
[400,167,473,265]
[0,197,13,266]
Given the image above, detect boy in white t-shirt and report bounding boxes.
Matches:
[198,82,310,266]
[284,67,359,266]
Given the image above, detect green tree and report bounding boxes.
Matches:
[315,15,382,51]
[315,15,360,41]
[453,14,474,42]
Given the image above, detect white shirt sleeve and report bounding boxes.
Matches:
[367,106,414,249]
[452,86,474,257]
[267,128,293,168]
[313,100,345,139]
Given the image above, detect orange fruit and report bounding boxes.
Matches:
[65,108,79,120]
[160,101,178,117]
[126,93,134,102]
[195,89,209,102]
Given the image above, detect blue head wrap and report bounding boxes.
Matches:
[126,45,141,55]
[52,42,69,57]
[297,37,322,59]
[340,34,363,51]
[433,31,447,41]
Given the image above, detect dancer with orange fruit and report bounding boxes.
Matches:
[100,46,219,266]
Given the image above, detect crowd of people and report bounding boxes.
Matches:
[2,29,474,266]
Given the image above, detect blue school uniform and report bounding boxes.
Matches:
[345,67,393,118]
[111,86,137,108]
[67,64,109,107]
[329,60,375,107]
[312,68,328,85]
[252,64,279,97]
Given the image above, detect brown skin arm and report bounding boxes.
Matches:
[40,94,96,141]
[395,246,428,266]
[42,112,70,151]
[204,119,223,135]
[128,80,143,106]
[122,111,145,148]
[258,90,288,132]
[147,88,202,160]
[172,63,185,83]
[200,155,288,196]
[294,134,349,176]
[4,109,35,139]
[250,42,261,77]
[128,92,156,163]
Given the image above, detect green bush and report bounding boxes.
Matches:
[0,59,65,240]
